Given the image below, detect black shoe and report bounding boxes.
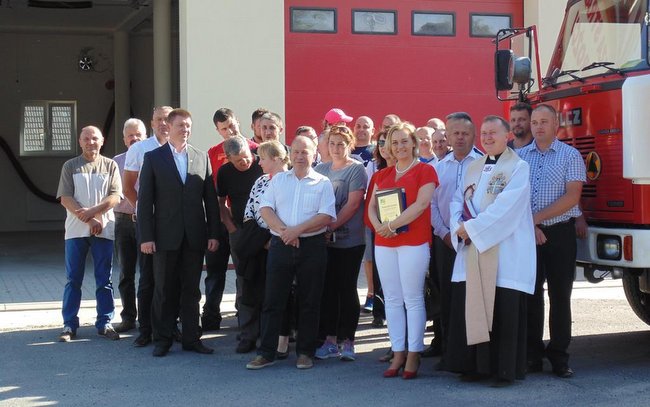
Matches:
[491,378,514,388]
[201,316,221,331]
[172,326,182,343]
[553,366,574,378]
[371,317,385,328]
[236,339,257,354]
[421,344,442,358]
[152,345,170,357]
[526,360,543,373]
[459,372,489,382]
[183,341,214,354]
[133,334,152,347]
[114,320,136,333]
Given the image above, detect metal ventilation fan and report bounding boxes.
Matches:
[78,55,94,71]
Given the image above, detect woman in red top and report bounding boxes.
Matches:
[368,122,439,379]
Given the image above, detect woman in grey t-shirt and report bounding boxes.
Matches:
[314,125,367,361]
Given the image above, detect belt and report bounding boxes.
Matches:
[115,212,137,223]
[539,217,575,229]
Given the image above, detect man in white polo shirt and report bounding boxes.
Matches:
[122,105,173,347]
[246,135,336,371]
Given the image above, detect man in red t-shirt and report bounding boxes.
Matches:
[202,108,258,331]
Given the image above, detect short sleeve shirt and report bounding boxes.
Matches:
[374,162,439,247]
[519,138,586,226]
[260,168,337,237]
[217,158,264,227]
[57,155,121,240]
[112,152,135,214]
[244,174,272,229]
[315,161,368,248]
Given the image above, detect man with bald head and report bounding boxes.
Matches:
[352,116,375,167]
[381,113,400,130]
[57,126,122,342]
[113,118,145,333]
[122,105,174,346]
[247,135,336,370]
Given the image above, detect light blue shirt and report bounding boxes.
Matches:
[430,147,484,239]
[518,138,586,226]
[168,142,188,184]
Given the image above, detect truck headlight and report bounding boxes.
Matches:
[597,235,621,260]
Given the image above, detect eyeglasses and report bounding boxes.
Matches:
[377,139,386,147]
[329,125,352,135]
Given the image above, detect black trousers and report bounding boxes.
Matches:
[446,283,527,381]
[434,235,456,353]
[427,234,442,345]
[135,225,154,336]
[319,245,365,341]
[114,213,139,323]
[202,224,230,324]
[151,237,204,348]
[527,220,576,368]
[370,233,386,320]
[258,234,327,360]
[239,249,268,342]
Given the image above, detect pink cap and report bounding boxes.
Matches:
[324,108,353,124]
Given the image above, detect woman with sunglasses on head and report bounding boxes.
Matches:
[314,125,368,362]
[368,122,439,379]
[364,129,395,362]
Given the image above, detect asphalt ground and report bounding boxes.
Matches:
[2,232,650,406]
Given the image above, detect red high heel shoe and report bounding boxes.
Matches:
[402,355,421,380]
[383,363,405,378]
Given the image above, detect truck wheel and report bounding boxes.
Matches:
[622,270,650,325]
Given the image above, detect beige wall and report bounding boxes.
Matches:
[524,0,566,78]
[179,1,285,151]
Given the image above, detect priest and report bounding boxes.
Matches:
[446,115,536,386]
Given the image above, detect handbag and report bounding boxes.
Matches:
[232,219,271,261]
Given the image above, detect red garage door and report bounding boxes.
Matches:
[284,0,523,139]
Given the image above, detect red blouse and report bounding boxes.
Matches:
[372,162,438,248]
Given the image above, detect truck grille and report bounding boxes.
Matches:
[561,135,596,199]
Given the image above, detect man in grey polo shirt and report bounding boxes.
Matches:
[57,126,122,342]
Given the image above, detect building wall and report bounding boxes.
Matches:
[524,0,566,74]
[179,0,285,151]
[0,32,157,232]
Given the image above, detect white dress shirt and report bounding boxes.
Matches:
[260,167,337,237]
[430,147,484,239]
[168,142,188,184]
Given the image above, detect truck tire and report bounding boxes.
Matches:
[622,270,650,325]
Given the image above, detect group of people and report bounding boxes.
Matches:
[56,101,586,387]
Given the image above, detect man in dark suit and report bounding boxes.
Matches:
[138,108,220,357]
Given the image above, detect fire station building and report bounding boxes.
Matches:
[0,0,563,232]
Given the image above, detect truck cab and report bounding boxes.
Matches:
[494,0,650,324]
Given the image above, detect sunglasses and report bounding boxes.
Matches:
[377,139,386,147]
[329,125,352,135]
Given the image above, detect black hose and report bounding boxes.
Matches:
[0,135,59,203]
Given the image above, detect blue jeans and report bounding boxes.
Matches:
[63,236,115,331]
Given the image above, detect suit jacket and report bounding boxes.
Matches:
[137,143,220,251]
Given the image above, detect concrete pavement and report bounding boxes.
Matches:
[2,231,650,406]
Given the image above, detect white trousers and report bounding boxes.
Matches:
[375,243,429,352]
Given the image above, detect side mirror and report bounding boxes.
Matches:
[495,50,514,90]
[495,50,532,91]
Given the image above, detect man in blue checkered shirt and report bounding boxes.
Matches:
[518,104,586,379]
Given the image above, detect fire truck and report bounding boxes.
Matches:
[494,0,650,324]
